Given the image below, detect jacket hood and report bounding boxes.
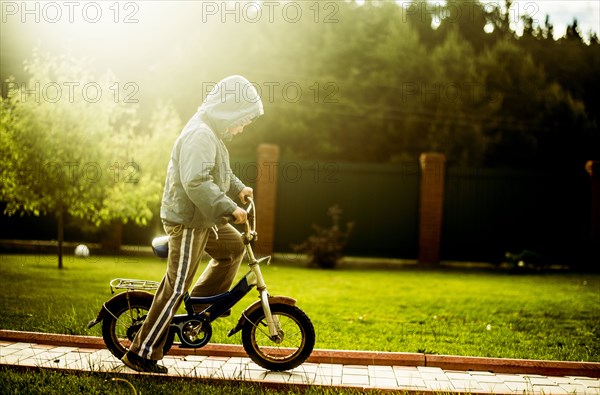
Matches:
[198,75,264,140]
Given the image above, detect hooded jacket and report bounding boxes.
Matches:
[160,75,264,228]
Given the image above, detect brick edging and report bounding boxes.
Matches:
[1,330,598,378]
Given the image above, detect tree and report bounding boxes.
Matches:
[435,0,492,51]
[478,40,588,168]
[0,51,178,268]
[421,31,492,164]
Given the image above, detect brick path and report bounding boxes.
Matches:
[1,332,599,394]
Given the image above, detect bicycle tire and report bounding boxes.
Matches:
[101,292,173,359]
[241,303,315,371]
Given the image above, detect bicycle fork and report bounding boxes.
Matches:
[259,288,283,342]
[248,254,283,342]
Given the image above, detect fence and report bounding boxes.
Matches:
[442,166,591,263]
[0,145,596,267]
[251,145,594,265]
[269,158,420,259]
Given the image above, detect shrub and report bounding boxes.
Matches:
[293,205,354,269]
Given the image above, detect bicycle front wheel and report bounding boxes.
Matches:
[241,303,315,371]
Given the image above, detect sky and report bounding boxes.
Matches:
[496,0,599,38]
[399,0,600,39]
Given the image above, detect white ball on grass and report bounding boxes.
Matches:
[74,244,90,258]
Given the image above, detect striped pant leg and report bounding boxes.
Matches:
[128,224,209,360]
[190,223,246,300]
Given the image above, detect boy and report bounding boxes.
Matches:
[122,75,264,373]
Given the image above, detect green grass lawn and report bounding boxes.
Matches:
[0,367,375,395]
[0,254,598,362]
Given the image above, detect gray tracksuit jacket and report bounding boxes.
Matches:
[160,75,264,229]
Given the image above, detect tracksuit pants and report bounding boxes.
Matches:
[128,223,245,360]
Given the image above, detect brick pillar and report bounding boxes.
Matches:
[255,144,280,256]
[585,161,600,262]
[418,153,446,264]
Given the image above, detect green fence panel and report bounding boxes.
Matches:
[272,160,420,258]
[442,166,591,264]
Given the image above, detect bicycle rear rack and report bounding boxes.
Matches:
[110,278,160,293]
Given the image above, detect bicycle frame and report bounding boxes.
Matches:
[176,198,281,342]
[169,254,276,345]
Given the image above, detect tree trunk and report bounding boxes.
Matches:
[102,221,123,255]
[57,210,64,270]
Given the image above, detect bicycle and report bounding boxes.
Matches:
[87,198,315,371]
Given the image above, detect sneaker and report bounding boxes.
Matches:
[122,351,168,374]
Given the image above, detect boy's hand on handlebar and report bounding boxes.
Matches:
[232,207,248,224]
[238,187,253,204]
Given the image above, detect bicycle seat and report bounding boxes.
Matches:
[151,235,170,258]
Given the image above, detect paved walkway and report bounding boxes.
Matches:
[1,338,599,394]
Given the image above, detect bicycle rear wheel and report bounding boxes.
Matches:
[101,293,173,359]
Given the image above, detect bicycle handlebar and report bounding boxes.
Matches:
[220,197,256,232]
